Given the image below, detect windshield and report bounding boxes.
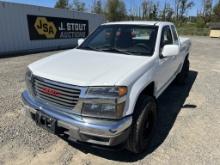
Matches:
[78,25,158,56]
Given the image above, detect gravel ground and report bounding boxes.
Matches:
[0,36,219,165]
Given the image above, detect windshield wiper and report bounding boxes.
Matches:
[81,46,103,52]
[99,47,133,55]
[126,50,149,56]
[81,46,133,55]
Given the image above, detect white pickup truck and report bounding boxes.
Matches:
[22,21,191,153]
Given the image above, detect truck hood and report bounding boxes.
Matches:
[29,49,149,86]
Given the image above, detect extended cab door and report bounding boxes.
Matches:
[170,25,184,70]
[155,25,179,95]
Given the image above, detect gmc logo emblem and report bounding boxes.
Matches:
[41,87,60,96]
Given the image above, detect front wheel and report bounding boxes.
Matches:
[126,95,157,153]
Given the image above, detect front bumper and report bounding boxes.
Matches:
[21,91,132,146]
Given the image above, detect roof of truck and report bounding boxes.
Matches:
[102,21,174,26]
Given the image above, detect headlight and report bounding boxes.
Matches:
[87,86,127,97]
[82,86,127,119]
[82,102,125,119]
[25,68,34,96]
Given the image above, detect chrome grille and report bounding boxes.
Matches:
[33,77,81,109]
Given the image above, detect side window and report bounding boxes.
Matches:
[171,25,179,44]
[160,26,173,48]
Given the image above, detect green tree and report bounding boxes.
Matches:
[160,2,174,21]
[202,0,213,23]
[166,7,174,21]
[213,1,220,21]
[142,0,148,19]
[196,16,206,28]
[178,0,194,22]
[105,0,126,21]
[92,0,103,14]
[71,0,86,12]
[141,0,159,20]
[149,4,159,20]
[54,0,69,9]
[175,0,180,20]
[161,1,167,21]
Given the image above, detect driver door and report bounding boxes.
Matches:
[155,26,177,95]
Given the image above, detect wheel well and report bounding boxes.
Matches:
[140,82,155,97]
[132,82,156,120]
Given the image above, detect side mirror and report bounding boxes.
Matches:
[162,45,179,57]
[77,38,85,46]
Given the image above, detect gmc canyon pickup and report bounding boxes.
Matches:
[22,21,191,153]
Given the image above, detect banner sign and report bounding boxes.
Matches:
[27,15,89,40]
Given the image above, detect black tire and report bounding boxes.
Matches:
[126,95,157,153]
[175,58,190,85]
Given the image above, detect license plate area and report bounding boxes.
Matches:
[35,111,57,133]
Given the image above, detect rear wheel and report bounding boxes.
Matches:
[175,58,190,85]
[126,95,157,153]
